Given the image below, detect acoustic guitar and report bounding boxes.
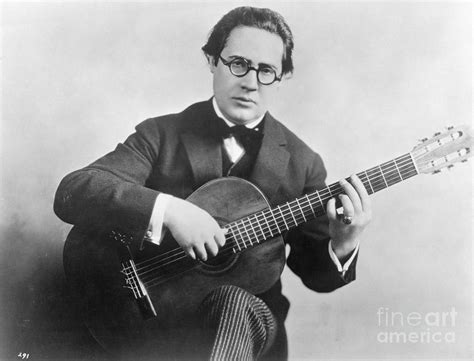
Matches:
[63,125,472,355]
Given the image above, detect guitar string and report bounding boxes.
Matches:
[132,153,413,270]
[141,167,420,288]
[132,153,414,272]
[135,157,418,285]
[131,155,416,279]
[123,261,141,298]
[131,156,417,285]
[142,165,419,289]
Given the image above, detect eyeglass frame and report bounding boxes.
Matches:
[218,55,282,85]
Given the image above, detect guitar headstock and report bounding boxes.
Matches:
[411,125,473,174]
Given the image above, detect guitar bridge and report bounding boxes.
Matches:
[121,259,157,319]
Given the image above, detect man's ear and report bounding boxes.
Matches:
[205,54,217,73]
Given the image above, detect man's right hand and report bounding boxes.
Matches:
[163,197,227,261]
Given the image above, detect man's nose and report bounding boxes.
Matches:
[240,69,259,90]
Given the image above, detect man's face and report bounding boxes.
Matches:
[209,26,284,125]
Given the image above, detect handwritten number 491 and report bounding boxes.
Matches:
[18,353,29,359]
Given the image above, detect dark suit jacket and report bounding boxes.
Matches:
[54,99,357,355]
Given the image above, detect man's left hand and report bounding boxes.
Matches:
[327,174,372,259]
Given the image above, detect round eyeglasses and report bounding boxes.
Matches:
[219,56,282,85]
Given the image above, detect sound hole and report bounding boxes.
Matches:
[199,249,238,274]
[198,216,238,273]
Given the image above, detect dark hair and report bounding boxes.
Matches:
[202,6,294,75]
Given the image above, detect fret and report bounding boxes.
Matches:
[398,154,417,179]
[327,186,333,197]
[393,159,403,181]
[253,214,265,242]
[243,216,257,245]
[305,194,316,218]
[287,202,298,226]
[378,165,389,187]
[229,224,241,252]
[364,170,374,194]
[277,205,289,230]
[226,152,421,252]
[398,154,413,178]
[316,191,324,211]
[262,210,274,237]
[381,161,401,186]
[366,166,386,192]
[235,222,246,250]
[296,198,307,222]
[397,154,410,170]
[239,219,251,248]
[246,218,255,246]
[408,152,420,175]
[269,208,281,234]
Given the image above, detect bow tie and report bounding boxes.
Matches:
[216,118,264,160]
[218,120,264,140]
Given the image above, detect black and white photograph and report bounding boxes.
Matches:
[1,1,472,360]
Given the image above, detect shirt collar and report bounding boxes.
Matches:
[212,97,264,129]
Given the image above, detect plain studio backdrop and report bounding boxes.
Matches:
[1,1,472,360]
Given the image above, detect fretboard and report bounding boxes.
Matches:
[226,153,418,253]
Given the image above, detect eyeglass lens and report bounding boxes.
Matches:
[225,57,277,85]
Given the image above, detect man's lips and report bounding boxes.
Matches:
[233,96,256,104]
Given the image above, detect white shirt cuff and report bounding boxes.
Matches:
[328,240,360,277]
[145,193,173,245]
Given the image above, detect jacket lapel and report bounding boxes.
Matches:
[180,101,290,200]
[180,101,223,187]
[249,114,290,203]
[181,132,223,187]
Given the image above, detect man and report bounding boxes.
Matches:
[54,6,371,360]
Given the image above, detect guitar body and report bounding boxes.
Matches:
[62,125,473,358]
[63,177,286,357]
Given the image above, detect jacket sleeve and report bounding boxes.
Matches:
[53,120,161,244]
[285,152,358,292]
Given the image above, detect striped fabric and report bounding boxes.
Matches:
[199,285,277,361]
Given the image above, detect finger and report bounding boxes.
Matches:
[187,248,196,260]
[338,194,355,217]
[339,178,362,212]
[215,229,227,248]
[205,239,219,257]
[327,198,337,222]
[349,174,371,213]
[194,243,208,262]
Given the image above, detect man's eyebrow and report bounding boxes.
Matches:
[227,55,279,71]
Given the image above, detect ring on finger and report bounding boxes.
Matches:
[342,215,353,225]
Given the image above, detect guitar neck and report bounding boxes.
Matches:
[227,153,418,252]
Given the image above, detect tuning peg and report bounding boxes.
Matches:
[446,126,454,130]
[432,170,441,174]
[461,159,468,163]
[433,132,441,136]
[420,137,429,143]
[447,165,454,170]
